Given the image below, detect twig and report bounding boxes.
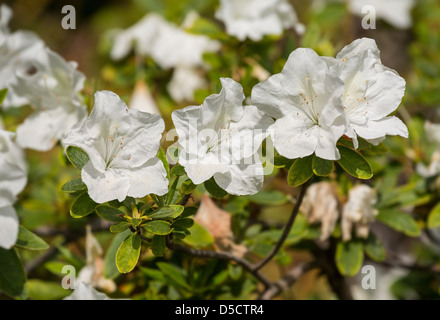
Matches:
[259,262,315,300]
[252,180,310,272]
[166,235,272,289]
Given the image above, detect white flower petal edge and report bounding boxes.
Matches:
[171,78,273,195]
[0,130,27,207]
[252,48,347,160]
[349,0,415,29]
[0,130,27,249]
[332,38,408,147]
[64,282,114,300]
[63,90,168,203]
[215,0,304,42]
[0,206,19,249]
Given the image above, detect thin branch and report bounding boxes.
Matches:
[252,180,310,272]
[258,262,315,300]
[166,235,272,289]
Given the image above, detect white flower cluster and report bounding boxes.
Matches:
[0,4,409,247]
[0,4,87,152]
[252,37,408,161]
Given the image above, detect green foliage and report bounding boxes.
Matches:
[335,240,364,277]
[287,155,314,187]
[377,209,421,237]
[0,248,26,298]
[66,146,89,170]
[15,226,49,251]
[336,145,373,180]
[116,233,141,273]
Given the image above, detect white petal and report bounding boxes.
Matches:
[352,116,408,141]
[17,105,87,151]
[0,206,19,249]
[81,162,130,203]
[64,282,113,300]
[119,158,169,198]
[201,78,245,127]
[270,116,318,159]
[336,37,381,61]
[214,159,264,195]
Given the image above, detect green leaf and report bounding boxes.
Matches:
[61,178,87,193]
[312,156,334,177]
[180,207,198,218]
[157,147,170,181]
[364,233,386,262]
[156,262,189,290]
[377,209,421,237]
[0,88,8,104]
[95,205,126,222]
[0,248,26,298]
[170,164,186,176]
[26,280,70,300]
[182,222,214,248]
[151,235,166,257]
[180,179,196,194]
[246,190,289,206]
[204,177,228,199]
[273,155,295,169]
[228,264,243,281]
[143,220,172,235]
[70,192,98,218]
[427,202,440,229]
[287,155,313,187]
[336,145,373,179]
[103,229,132,279]
[15,226,49,251]
[116,233,141,274]
[173,218,194,229]
[66,146,89,169]
[148,205,184,220]
[335,240,364,277]
[110,221,131,233]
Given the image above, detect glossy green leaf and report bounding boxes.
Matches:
[116,233,141,273]
[15,226,49,251]
[204,177,228,199]
[103,229,132,279]
[364,233,386,262]
[143,220,172,235]
[70,192,98,218]
[335,240,364,277]
[66,146,89,170]
[151,235,166,257]
[312,156,334,177]
[246,190,289,206]
[170,164,186,176]
[287,155,313,187]
[377,209,421,237]
[95,205,126,222]
[0,248,26,298]
[337,145,373,179]
[427,202,440,229]
[110,221,131,233]
[148,205,184,220]
[61,178,87,193]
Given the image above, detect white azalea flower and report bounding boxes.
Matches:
[110,13,220,69]
[349,0,415,29]
[251,48,347,160]
[215,0,305,42]
[0,130,27,249]
[63,90,168,203]
[0,4,12,33]
[167,66,208,103]
[64,282,113,300]
[341,184,378,241]
[0,12,45,108]
[172,78,273,195]
[416,122,440,177]
[12,47,87,151]
[331,38,408,148]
